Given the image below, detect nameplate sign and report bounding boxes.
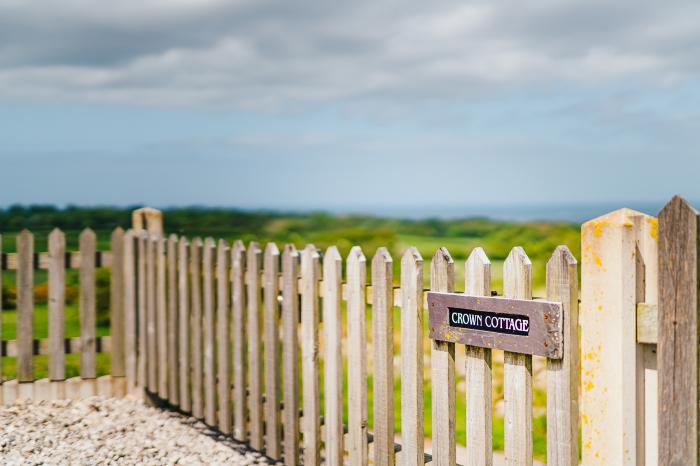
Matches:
[427,292,563,359]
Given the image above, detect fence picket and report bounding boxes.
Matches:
[347,246,368,466]
[658,196,699,464]
[157,235,168,399]
[124,230,137,392]
[137,232,148,389]
[323,246,343,466]
[80,228,97,381]
[178,237,191,412]
[247,242,264,450]
[217,239,232,434]
[301,245,321,466]
[430,247,456,466]
[111,227,126,396]
[191,237,204,419]
[264,243,282,459]
[282,244,300,466]
[400,247,424,466]
[231,240,247,441]
[546,246,578,466]
[146,234,157,392]
[503,247,533,466]
[167,235,179,404]
[203,237,217,426]
[48,228,66,382]
[465,247,492,466]
[372,247,393,466]
[17,229,34,383]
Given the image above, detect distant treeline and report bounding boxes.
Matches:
[0,205,581,264]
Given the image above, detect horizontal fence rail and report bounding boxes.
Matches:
[0,227,127,404]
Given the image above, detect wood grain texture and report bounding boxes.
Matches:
[430,247,456,466]
[157,235,168,398]
[300,245,321,466]
[48,228,66,381]
[17,230,34,382]
[178,237,191,412]
[400,247,424,466]
[323,246,343,466]
[217,239,231,434]
[503,247,533,466]
[203,237,217,426]
[137,232,147,389]
[247,242,264,450]
[190,237,204,419]
[347,246,368,466]
[464,247,492,466]
[146,234,157,392]
[110,227,126,379]
[167,234,179,404]
[0,234,2,383]
[123,231,137,392]
[282,244,300,466]
[264,243,281,459]
[658,196,699,465]
[231,240,247,442]
[79,228,97,380]
[372,247,394,466]
[546,246,578,466]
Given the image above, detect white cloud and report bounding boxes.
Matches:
[0,0,698,108]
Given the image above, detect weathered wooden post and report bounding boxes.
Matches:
[658,196,699,465]
[132,207,163,235]
[581,208,658,465]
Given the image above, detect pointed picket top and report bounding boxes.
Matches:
[371,246,392,271]
[401,246,423,269]
[168,233,178,243]
[217,238,228,249]
[323,246,342,279]
[302,244,321,274]
[283,243,300,264]
[232,239,246,256]
[547,245,577,277]
[49,227,65,245]
[204,236,216,249]
[80,227,96,246]
[18,228,33,241]
[264,242,280,261]
[660,194,699,220]
[347,245,366,265]
[111,226,125,242]
[466,247,491,296]
[431,247,454,292]
[192,236,203,248]
[504,246,532,300]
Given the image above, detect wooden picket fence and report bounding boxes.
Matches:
[0,227,127,402]
[117,224,578,466]
[3,196,700,465]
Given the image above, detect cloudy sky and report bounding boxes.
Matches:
[1,0,699,216]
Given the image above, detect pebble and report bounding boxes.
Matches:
[0,397,274,465]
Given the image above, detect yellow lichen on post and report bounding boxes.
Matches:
[581,208,657,466]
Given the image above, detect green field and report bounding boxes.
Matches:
[0,206,582,460]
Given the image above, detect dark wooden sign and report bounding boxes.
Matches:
[427,292,563,359]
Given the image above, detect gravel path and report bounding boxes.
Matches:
[0,397,272,465]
